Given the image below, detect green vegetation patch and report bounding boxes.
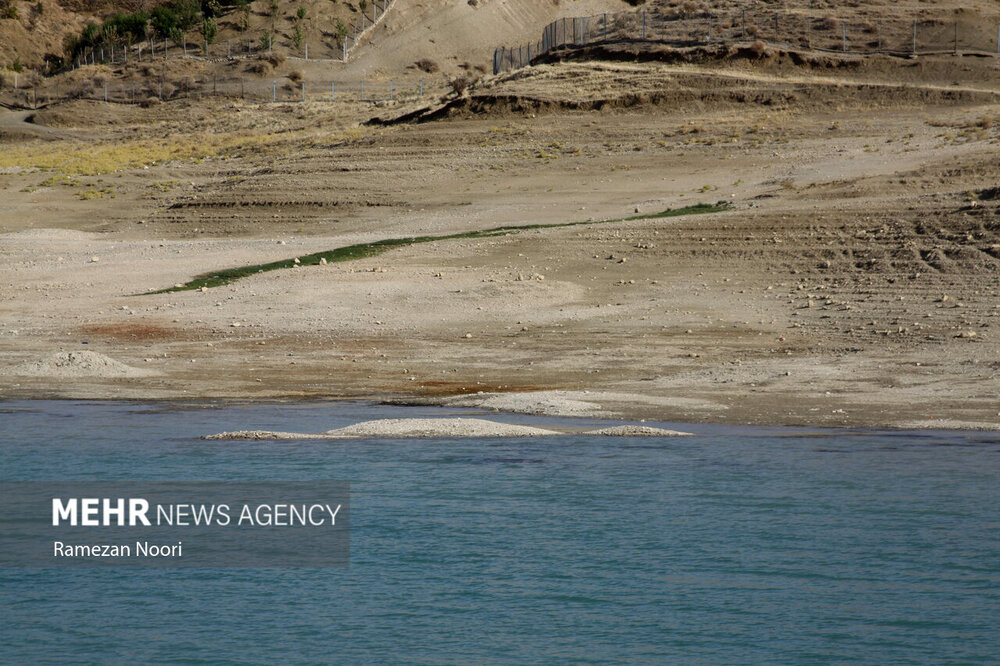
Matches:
[144,202,732,294]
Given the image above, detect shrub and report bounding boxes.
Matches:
[0,0,18,20]
[413,58,439,73]
[151,6,180,40]
[449,74,475,95]
[287,69,302,82]
[246,59,271,75]
[201,0,221,19]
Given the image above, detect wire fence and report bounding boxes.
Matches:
[494,9,1000,74]
[1,76,432,108]
[65,0,396,70]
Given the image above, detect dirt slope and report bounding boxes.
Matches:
[341,0,631,78]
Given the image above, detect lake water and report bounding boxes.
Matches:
[1,400,998,664]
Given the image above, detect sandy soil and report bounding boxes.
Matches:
[1,45,999,430]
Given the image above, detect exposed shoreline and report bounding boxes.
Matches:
[2,389,997,432]
[2,58,999,433]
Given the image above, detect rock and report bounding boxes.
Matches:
[90,256,100,263]
[319,258,327,265]
[200,286,208,292]
[464,333,473,338]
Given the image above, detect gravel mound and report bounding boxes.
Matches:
[205,420,697,440]
[444,391,605,417]
[6,351,157,378]
[203,430,329,440]
[585,425,693,437]
[325,418,561,438]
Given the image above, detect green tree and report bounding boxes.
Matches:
[201,17,218,45]
[171,0,200,32]
[170,26,185,48]
[235,0,250,31]
[292,22,303,50]
[151,6,179,40]
[201,0,222,19]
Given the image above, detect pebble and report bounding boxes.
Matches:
[90,257,100,263]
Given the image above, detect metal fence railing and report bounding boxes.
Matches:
[0,76,432,109]
[494,9,1000,74]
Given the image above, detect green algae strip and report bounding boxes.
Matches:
[143,202,732,294]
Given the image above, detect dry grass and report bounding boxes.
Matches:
[0,131,304,175]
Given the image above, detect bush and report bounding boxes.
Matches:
[413,58,439,73]
[104,11,150,43]
[0,0,18,20]
[151,6,180,40]
[749,40,768,57]
[287,69,302,82]
[449,74,476,95]
[245,59,271,75]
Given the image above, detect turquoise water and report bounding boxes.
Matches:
[1,400,998,664]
